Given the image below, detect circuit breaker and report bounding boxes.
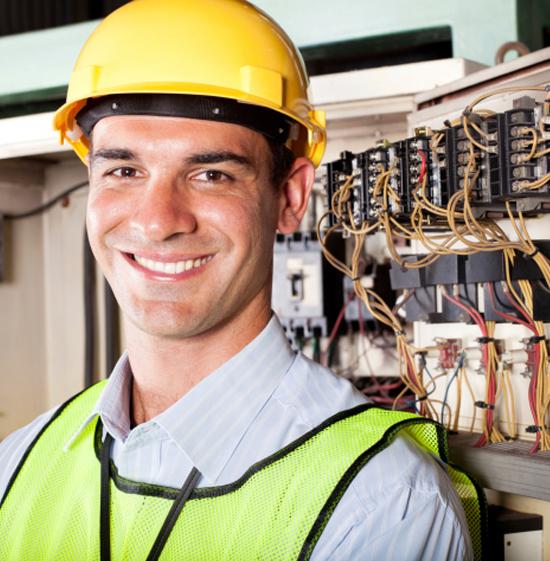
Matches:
[272,232,344,340]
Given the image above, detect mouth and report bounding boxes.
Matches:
[132,254,213,274]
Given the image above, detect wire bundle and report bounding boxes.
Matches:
[318,86,550,450]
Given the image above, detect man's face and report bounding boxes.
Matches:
[87,115,286,340]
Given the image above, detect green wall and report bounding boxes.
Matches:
[255,0,547,65]
[0,0,549,110]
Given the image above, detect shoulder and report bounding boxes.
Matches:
[243,352,473,559]
[313,432,474,560]
[274,351,369,425]
[0,406,59,504]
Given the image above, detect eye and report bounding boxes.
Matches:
[110,167,139,178]
[194,170,231,182]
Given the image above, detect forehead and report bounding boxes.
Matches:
[90,114,270,159]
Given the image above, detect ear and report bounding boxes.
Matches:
[277,157,316,234]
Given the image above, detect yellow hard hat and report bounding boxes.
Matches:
[53,0,326,167]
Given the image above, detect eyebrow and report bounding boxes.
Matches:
[90,148,136,164]
[90,148,254,171]
[185,151,254,170]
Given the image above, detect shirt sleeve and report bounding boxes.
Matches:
[310,434,474,561]
[328,483,472,560]
[0,407,58,504]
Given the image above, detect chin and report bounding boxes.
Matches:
[126,305,215,340]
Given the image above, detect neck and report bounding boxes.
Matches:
[126,305,271,424]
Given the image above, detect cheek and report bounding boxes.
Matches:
[204,195,277,250]
[86,191,129,265]
[87,189,132,238]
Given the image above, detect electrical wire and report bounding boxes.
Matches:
[321,288,355,366]
[4,181,89,220]
[441,356,465,431]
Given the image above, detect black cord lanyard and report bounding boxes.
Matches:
[100,432,201,561]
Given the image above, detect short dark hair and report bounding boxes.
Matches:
[266,137,296,189]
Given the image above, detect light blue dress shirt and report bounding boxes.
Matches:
[0,315,472,560]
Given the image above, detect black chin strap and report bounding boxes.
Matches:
[100,431,201,561]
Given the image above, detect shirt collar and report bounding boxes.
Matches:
[64,352,133,450]
[65,315,296,485]
[154,314,295,483]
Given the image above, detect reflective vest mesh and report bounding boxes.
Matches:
[0,381,487,560]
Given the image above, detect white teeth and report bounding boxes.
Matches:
[134,254,212,274]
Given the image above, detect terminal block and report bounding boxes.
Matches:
[361,142,402,220]
[325,151,358,229]
[397,134,447,213]
[498,99,550,198]
[436,338,462,370]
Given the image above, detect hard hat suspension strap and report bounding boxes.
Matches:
[76,93,298,145]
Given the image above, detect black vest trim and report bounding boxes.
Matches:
[93,403,378,501]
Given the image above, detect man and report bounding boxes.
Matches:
[0,0,480,559]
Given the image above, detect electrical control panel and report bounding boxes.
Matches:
[318,83,550,454]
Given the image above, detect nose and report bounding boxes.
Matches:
[129,178,197,240]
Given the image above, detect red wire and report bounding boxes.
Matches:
[487,283,537,334]
[370,396,411,405]
[456,291,486,332]
[418,150,427,184]
[392,287,417,315]
[497,285,541,452]
[321,288,356,366]
[449,284,541,450]
[530,346,539,413]
[443,289,499,446]
[364,380,403,393]
[528,344,541,454]
[442,291,487,336]
[502,287,535,328]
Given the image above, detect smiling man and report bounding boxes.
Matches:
[0,0,480,559]
[85,113,314,418]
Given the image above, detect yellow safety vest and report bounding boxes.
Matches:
[0,381,487,560]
